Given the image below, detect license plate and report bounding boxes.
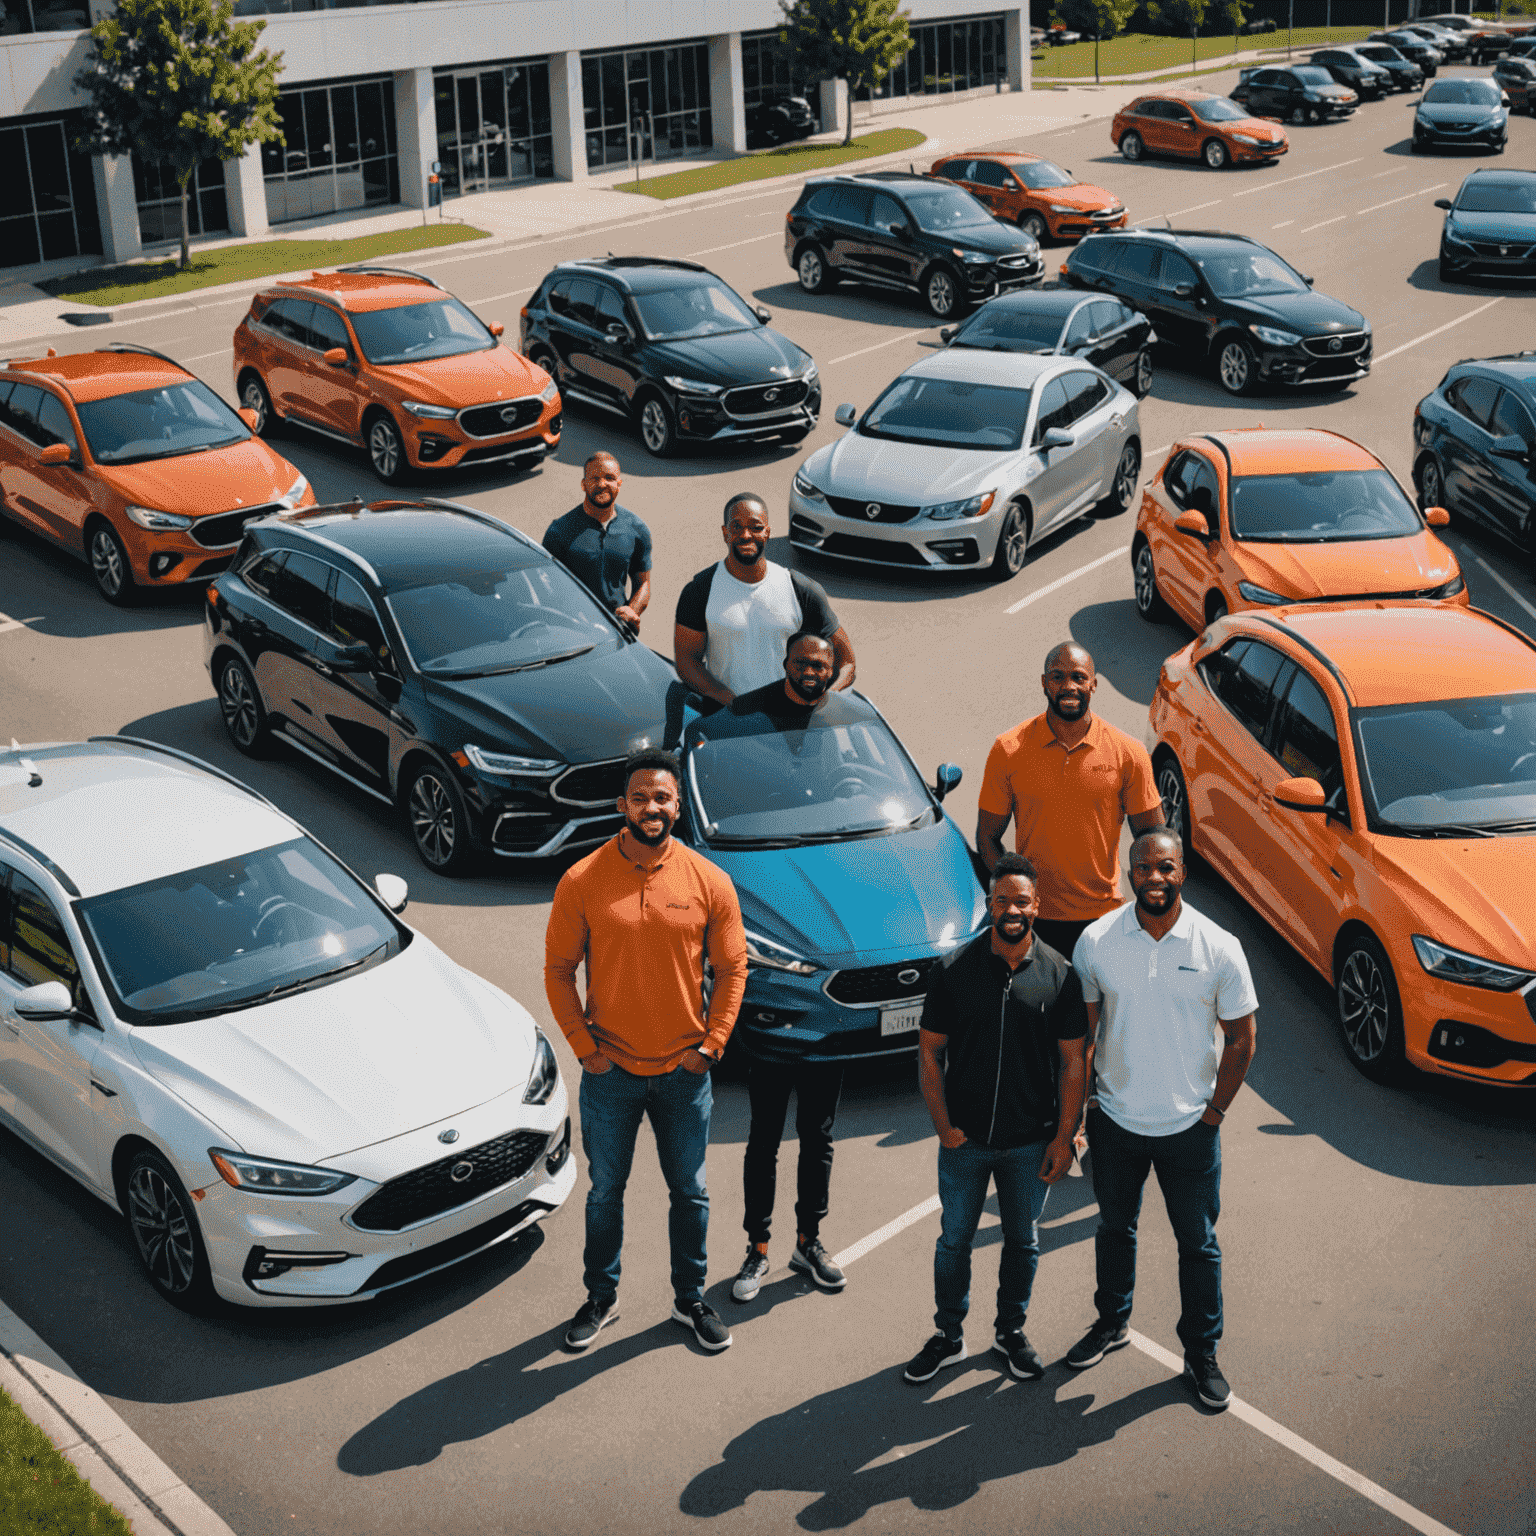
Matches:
[880,1006,923,1037]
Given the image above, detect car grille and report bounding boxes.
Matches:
[722,379,809,418]
[350,1127,553,1231]
[191,504,281,549]
[551,758,626,807]
[1466,241,1535,260]
[1302,332,1369,358]
[808,531,929,566]
[825,494,921,524]
[459,398,546,438]
[825,957,939,1006]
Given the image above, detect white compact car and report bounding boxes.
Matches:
[0,737,574,1309]
[788,348,1141,580]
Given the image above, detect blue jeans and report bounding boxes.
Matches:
[579,1063,712,1308]
[1087,1104,1223,1356]
[933,1138,1051,1339]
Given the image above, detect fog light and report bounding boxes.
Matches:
[679,411,691,431]
[546,1117,571,1175]
[1427,1020,1532,1070]
[243,1248,350,1284]
[926,539,979,565]
[416,436,451,463]
[150,553,180,578]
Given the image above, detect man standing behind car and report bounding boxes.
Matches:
[545,749,748,1355]
[542,451,652,629]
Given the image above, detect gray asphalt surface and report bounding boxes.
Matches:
[2,65,1534,1536]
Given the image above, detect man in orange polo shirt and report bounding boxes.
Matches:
[977,642,1166,960]
[545,748,748,1354]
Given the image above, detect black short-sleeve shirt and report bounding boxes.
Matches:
[542,504,652,612]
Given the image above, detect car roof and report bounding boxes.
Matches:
[1125,89,1225,105]
[902,347,1072,387]
[1454,352,1536,387]
[937,149,1051,163]
[555,257,715,293]
[1459,167,1536,181]
[1199,428,1384,476]
[1081,226,1256,251]
[972,287,1091,318]
[0,346,190,404]
[265,266,447,313]
[0,740,299,900]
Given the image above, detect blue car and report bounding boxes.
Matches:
[681,691,986,1063]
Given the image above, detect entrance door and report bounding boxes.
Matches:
[627,53,653,164]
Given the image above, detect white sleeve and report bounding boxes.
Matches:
[1215,937,1259,1022]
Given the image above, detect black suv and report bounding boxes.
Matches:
[1349,42,1424,91]
[784,171,1044,320]
[1232,64,1358,123]
[205,499,677,874]
[1307,48,1393,99]
[1368,30,1440,76]
[520,257,819,458]
[1061,228,1371,395]
[1435,169,1536,283]
[746,95,816,148]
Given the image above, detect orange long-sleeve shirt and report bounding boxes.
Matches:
[543,832,748,1074]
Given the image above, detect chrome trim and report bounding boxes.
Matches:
[342,1137,552,1235]
[350,1200,558,1296]
[820,980,925,1011]
[490,811,619,859]
[456,398,548,440]
[284,414,360,448]
[275,729,395,805]
[550,757,626,808]
[455,443,550,466]
[695,407,817,440]
[560,386,629,417]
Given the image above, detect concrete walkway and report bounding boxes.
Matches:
[1034,38,1319,85]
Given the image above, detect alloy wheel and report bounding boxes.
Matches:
[1120,131,1143,161]
[1420,458,1443,511]
[1020,212,1047,242]
[1290,106,1307,125]
[992,504,1029,578]
[926,268,958,318]
[1134,542,1163,619]
[90,526,127,601]
[369,417,402,481]
[219,660,260,749]
[640,398,674,455]
[409,772,457,867]
[1338,948,1390,1063]
[240,378,269,434]
[127,1165,197,1295]
[1218,341,1252,394]
[1134,349,1155,397]
[1112,441,1141,512]
[1156,760,1188,844]
[1204,139,1229,169]
[798,249,824,292]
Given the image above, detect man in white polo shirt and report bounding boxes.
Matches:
[1066,829,1257,1411]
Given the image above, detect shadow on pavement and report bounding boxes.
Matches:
[1069,596,1168,708]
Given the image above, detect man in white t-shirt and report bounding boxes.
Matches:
[1066,829,1258,1411]
[674,493,856,705]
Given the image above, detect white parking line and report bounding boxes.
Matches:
[180,347,231,363]
[693,233,782,255]
[1165,199,1222,219]
[0,612,41,635]
[1375,296,1504,363]
[827,330,931,366]
[1004,545,1129,615]
[1367,166,1405,180]
[1299,215,1347,233]
[471,287,534,305]
[1356,183,1445,215]
[1272,219,1294,228]
[1232,157,1363,198]
[1472,555,1536,625]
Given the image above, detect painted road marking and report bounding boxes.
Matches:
[1272,219,1294,228]
[0,613,41,635]
[1367,166,1405,179]
[1300,215,1347,234]
[470,286,535,305]
[1356,184,1445,215]
[1165,199,1222,219]
[181,347,231,363]
[1473,555,1536,625]
[1375,296,1504,363]
[828,331,932,366]
[1004,545,1129,615]
[694,233,782,256]
[1232,157,1363,197]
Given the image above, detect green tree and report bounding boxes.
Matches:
[1148,0,1209,74]
[75,0,284,270]
[1221,0,1251,52]
[1057,0,1140,82]
[779,0,913,146]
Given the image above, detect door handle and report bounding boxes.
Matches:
[1189,718,1206,735]
[313,661,333,677]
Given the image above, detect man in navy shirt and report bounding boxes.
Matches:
[543,452,652,628]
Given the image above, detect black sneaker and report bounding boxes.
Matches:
[732,1246,771,1302]
[992,1329,1044,1381]
[564,1296,619,1350]
[903,1332,967,1383]
[1065,1321,1131,1370]
[789,1237,846,1291]
[671,1299,733,1352]
[1184,1353,1231,1410]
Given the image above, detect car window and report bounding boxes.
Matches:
[900,183,995,233]
[74,382,249,466]
[268,550,332,633]
[563,279,601,329]
[1108,242,1160,283]
[546,279,574,318]
[1063,305,1097,348]
[1217,640,1287,743]
[264,298,315,346]
[0,383,47,446]
[1090,299,1128,334]
[1229,469,1419,541]
[1014,159,1076,190]
[938,160,973,182]
[308,304,351,354]
[1138,100,1168,118]
[1166,101,1194,122]
[1163,450,1199,503]
[971,160,1009,189]
[0,864,11,973]
[1159,251,1200,293]
[35,392,78,454]
[330,571,390,661]
[1198,638,1249,705]
[1185,456,1220,523]
[1449,375,1500,430]
[5,871,83,1002]
[1250,70,1281,86]
[1274,669,1345,800]
[1069,238,1117,276]
[630,277,760,341]
[1033,377,1073,442]
[869,192,905,235]
[594,284,628,327]
[951,300,1066,351]
[1492,389,1536,447]
[832,185,872,226]
[1064,372,1113,421]
[242,550,287,600]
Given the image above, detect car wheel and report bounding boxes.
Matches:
[637,393,677,457]
[1101,440,1141,516]
[1216,336,1257,396]
[528,346,559,383]
[1289,105,1307,125]
[1133,348,1155,398]
[124,1148,215,1312]
[367,413,407,485]
[1418,456,1446,513]
[1133,538,1172,623]
[1154,752,1191,849]
[925,266,963,320]
[1019,211,1048,243]
[405,761,479,876]
[1335,930,1407,1083]
[88,519,136,606]
[989,502,1030,581]
[1307,105,1322,125]
[797,246,836,294]
[217,655,270,757]
[239,373,278,437]
[1203,138,1230,169]
[1119,130,1144,161]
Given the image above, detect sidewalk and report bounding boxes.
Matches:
[1034,39,1303,84]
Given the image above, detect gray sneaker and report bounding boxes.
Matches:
[672,1299,733,1352]
[732,1246,771,1302]
[789,1237,846,1291]
[564,1296,619,1350]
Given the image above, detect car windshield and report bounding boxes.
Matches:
[630,278,759,341]
[1189,96,1249,121]
[1294,65,1334,85]
[348,298,495,364]
[1195,247,1310,297]
[951,304,1066,351]
[1357,693,1536,833]
[900,184,996,233]
[860,375,1033,450]
[1456,179,1536,213]
[1358,45,1401,60]
[1014,160,1076,189]
[76,837,402,1025]
[385,559,617,677]
[1424,79,1501,104]
[75,381,249,465]
[1229,469,1422,542]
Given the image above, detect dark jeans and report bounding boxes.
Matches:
[933,1138,1051,1339]
[1087,1104,1223,1356]
[742,1058,844,1245]
[579,1062,712,1308]
[1032,917,1094,964]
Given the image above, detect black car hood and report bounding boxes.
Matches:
[1222,289,1366,336]
[1446,208,1536,242]
[644,326,810,387]
[1417,100,1504,124]
[946,221,1039,259]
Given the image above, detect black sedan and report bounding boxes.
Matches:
[205,500,677,874]
[1308,48,1393,100]
[1492,56,1536,113]
[938,287,1156,397]
[1412,77,1509,153]
[1233,64,1358,123]
[746,95,817,148]
[1351,42,1424,91]
[1368,30,1440,76]
[1436,169,1536,282]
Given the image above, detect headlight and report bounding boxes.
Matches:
[1443,226,1472,247]
[1237,581,1288,606]
[744,930,820,975]
[209,1149,357,1196]
[1048,204,1078,213]
[800,360,819,383]
[1411,936,1536,992]
[538,377,559,403]
[401,399,458,419]
[463,743,562,776]
[792,468,827,501]
[1249,325,1301,348]
[524,1029,559,1104]
[924,490,996,521]
[1430,574,1465,598]
[124,504,192,530]
[1231,133,1261,144]
[279,473,308,508]
[664,375,723,395]
[955,249,993,263]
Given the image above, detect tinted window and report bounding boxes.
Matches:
[264,298,315,345]
[1186,457,1220,522]
[1091,300,1130,333]
[1,383,47,445]
[1064,372,1112,421]
[1229,470,1421,542]
[1069,238,1117,275]
[1293,67,1333,86]
[1164,450,1200,503]
[1199,638,1250,703]
[1457,179,1536,214]
[308,303,351,353]
[36,392,78,453]
[1166,101,1194,122]
[861,375,1034,451]
[349,298,495,364]
[899,183,994,233]
[75,382,249,467]
[1138,100,1170,118]
[1062,305,1097,347]
[1219,641,1286,742]
[951,302,1064,351]
[1274,669,1344,799]
[1108,243,1159,282]
[1196,246,1309,298]
[1014,160,1075,190]
[546,279,574,318]
[242,551,286,600]
[971,160,1009,189]
[563,279,600,328]
[1159,251,1199,292]
[1423,78,1501,104]
[832,185,872,225]
[594,284,628,326]
[630,277,759,341]
[331,572,389,662]
[1492,389,1536,447]
[935,160,972,183]
[6,872,82,1002]
[1250,70,1282,86]
[268,550,332,632]
[1450,375,1500,429]
[1033,377,1073,440]
[869,192,905,235]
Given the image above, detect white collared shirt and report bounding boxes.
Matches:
[1073,900,1258,1137]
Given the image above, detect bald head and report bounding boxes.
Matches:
[1130,827,1179,865]
[580,452,622,516]
[1044,641,1094,677]
[584,451,620,475]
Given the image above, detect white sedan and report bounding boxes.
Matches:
[0,737,573,1309]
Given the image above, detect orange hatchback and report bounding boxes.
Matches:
[233,265,560,485]
[929,151,1126,243]
[0,345,313,605]
[1150,603,1536,1087]
[1111,92,1289,169]
[1132,428,1467,633]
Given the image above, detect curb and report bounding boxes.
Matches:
[0,1298,236,1536]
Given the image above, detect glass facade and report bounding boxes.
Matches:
[863,12,1008,100]
[433,60,553,196]
[0,113,101,269]
[582,42,712,171]
[134,156,229,245]
[742,30,796,108]
[262,76,399,225]
[0,0,87,34]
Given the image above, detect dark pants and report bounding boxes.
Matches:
[1087,1104,1223,1357]
[1032,917,1094,964]
[742,1058,844,1246]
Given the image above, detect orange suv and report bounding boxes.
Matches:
[0,344,313,604]
[233,265,560,485]
[1132,428,1467,633]
[929,151,1126,243]
[1111,92,1288,169]
[1150,603,1536,1087]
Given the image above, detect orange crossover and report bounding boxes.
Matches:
[1150,603,1536,1088]
[233,264,560,485]
[1111,92,1289,169]
[0,345,314,605]
[928,151,1126,243]
[1132,427,1467,633]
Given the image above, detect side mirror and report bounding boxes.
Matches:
[237,407,261,432]
[1274,776,1327,812]
[1424,505,1451,527]
[14,980,78,1021]
[375,873,409,913]
[835,403,858,427]
[488,321,505,338]
[1173,283,1196,298]
[1302,274,1315,286]
[1174,509,1211,538]
[38,442,72,466]
[1040,426,1075,450]
[605,321,632,345]
[323,347,349,367]
[893,223,913,241]
[754,304,773,323]
[1434,198,1453,210]
[934,763,962,802]
[939,325,957,343]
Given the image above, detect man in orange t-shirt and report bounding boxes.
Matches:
[545,749,747,1355]
[976,642,1166,960]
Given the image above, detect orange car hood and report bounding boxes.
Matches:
[1234,531,1459,599]
[97,436,300,513]
[1051,183,1121,210]
[376,345,543,409]
[1230,115,1286,142]
[1374,836,1536,963]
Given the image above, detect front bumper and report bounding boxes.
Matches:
[1401,964,1536,1086]
[460,757,630,859]
[1414,120,1508,148]
[971,254,1045,298]
[1050,208,1128,239]
[672,383,820,445]
[121,487,320,586]
[1441,238,1536,277]
[1229,139,1288,163]
[1255,331,1373,387]
[788,484,1004,573]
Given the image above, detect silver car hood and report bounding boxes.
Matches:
[808,433,1007,505]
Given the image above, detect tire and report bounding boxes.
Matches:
[797,245,836,295]
[1019,211,1048,243]
[366,412,408,485]
[1154,752,1191,849]
[1133,538,1172,623]
[239,372,278,437]
[1307,106,1322,125]
[1131,348,1155,399]
[924,265,963,320]
[637,392,677,457]
[1203,138,1230,170]
[405,760,479,876]
[1119,130,1144,161]
[87,519,136,606]
[1100,440,1141,516]
[528,346,559,383]
[216,654,270,757]
[1290,105,1307,126]
[1411,135,1424,154]
[1418,456,1446,514]
[1216,336,1257,396]
[989,502,1030,581]
[123,1148,215,1312]
[1335,930,1407,1083]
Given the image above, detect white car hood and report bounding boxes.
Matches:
[128,937,537,1167]
[811,434,1005,506]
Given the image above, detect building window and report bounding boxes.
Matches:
[742,30,796,109]
[433,60,553,197]
[134,157,229,245]
[262,76,398,225]
[0,0,88,34]
[581,42,712,171]
[0,114,102,268]
[864,12,1007,100]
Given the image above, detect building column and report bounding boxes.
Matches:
[395,65,436,209]
[223,143,269,239]
[818,78,847,135]
[91,155,141,264]
[708,31,746,153]
[550,50,587,182]
[1005,6,1030,93]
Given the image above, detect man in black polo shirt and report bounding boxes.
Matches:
[542,451,652,628]
[904,852,1088,1384]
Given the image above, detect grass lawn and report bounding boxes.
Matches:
[615,127,927,200]
[1035,25,1379,79]
[39,223,489,309]
[0,1386,133,1535]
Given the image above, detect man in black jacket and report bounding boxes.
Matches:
[905,853,1088,1385]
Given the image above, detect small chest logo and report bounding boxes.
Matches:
[666,902,692,911]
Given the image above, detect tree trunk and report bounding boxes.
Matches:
[178,170,193,270]
[844,77,855,145]
[1095,32,1101,81]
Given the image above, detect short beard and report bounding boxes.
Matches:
[1048,693,1088,721]
[789,673,829,702]
[1135,886,1176,915]
[625,812,674,848]
[993,913,1032,944]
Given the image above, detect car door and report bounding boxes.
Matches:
[828,185,878,284]
[1030,371,1106,535]
[1081,299,1141,383]
[589,281,644,410]
[1163,99,1202,157]
[1439,374,1502,525]
[0,385,93,552]
[1130,100,1172,154]
[259,298,318,416]
[1248,69,1286,116]
[1062,368,1121,507]
[299,301,365,440]
[313,570,399,790]
[863,192,922,287]
[1144,248,1209,357]
[551,278,624,412]
[251,548,338,755]
[968,158,1014,220]
[1482,387,1536,541]
[1146,448,1219,624]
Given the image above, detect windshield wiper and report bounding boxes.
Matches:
[1392,822,1497,838]
[434,644,596,679]
[227,940,392,1013]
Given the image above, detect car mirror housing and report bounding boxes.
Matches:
[934,763,962,802]
[323,347,349,367]
[1174,509,1211,538]
[754,305,773,323]
[237,407,261,432]
[1424,505,1451,527]
[1040,426,1075,451]
[604,321,632,345]
[331,641,377,671]
[939,325,957,343]
[1274,776,1328,812]
[375,873,409,913]
[487,321,505,338]
[1434,198,1453,210]
[1492,435,1529,460]
[38,442,72,466]
[835,403,858,427]
[14,980,78,1021]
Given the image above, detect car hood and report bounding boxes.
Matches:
[1225,116,1287,142]
[1417,99,1505,123]
[374,344,546,409]
[945,221,1040,258]
[1234,531,1459,599]
[1222,289,1366,337]
[95,436,302,513]
[1445,209,1536,242]
[1049,183,1123,212]
[1375,835,1536,963]
[643,327,810,387]
[127,938,537,1165]
[806,434,1004,505]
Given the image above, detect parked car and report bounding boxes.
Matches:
[520,256,818,457]
[1110,91,1288,168]
[1413,353,1536,561]
[1368,30,1441,76]
[1232,64,1358,123]
[1412,76,1509,153]
[1509,36,1536,59]
[1491,56,1536,112]
[746,95,817,149]
[1349,42,1425,91]
[787,349,1141,580]
[1400,22,1470,60]
[1418,13,1510,61]
[1308,47,1394,100]
[0,736,574,1308]
[1435,169,1536,281]
[1061,228,1371,395]
[0,345,313,605]
[785,171,1044,321]
[928,150,1126,242]
[205,498,676,874]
